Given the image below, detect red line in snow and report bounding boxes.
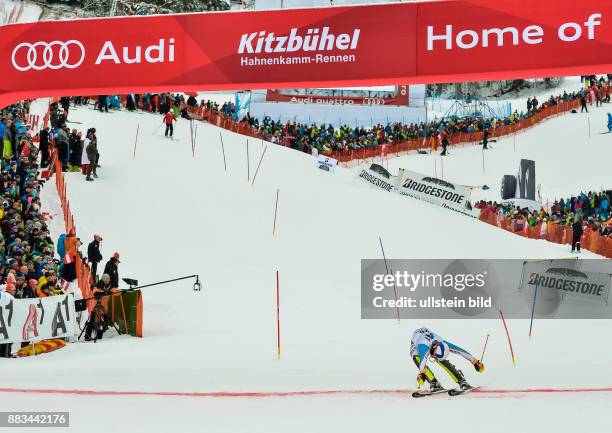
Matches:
[0,387,611,398]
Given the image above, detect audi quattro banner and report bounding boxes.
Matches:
[0,294,76,344]
[0,0,611,107]
[265,89,410,106]
[397,168,478,217]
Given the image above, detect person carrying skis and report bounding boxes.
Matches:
[163,111,177,138]
[411,327,484,392]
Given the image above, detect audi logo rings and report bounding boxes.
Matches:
[363,97,385,106]
[12,40,85,71]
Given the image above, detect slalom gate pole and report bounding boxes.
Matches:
[246,139,250,181]
[379,237,400,323]
[529,283,539,339]
[273,188,279,235]
[276,270,281,359]
[482,150,485,173]
[499,308,516,365]
[440,156,444,179]
[480,333,490,362]
[219,132,227,171]
[133,124,139,160]
[251,145,268,186]
[588,117,591,139]
[194,124,198,157]
[434,159,437,178]
[190,119,194,156]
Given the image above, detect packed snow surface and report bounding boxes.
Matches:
[3,97,610,433]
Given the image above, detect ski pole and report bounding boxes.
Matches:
[480,333,490,362]
[152,122,163,136]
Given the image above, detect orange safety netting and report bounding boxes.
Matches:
[478,209,612,258]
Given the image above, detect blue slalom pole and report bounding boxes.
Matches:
[379,237,400,322]
[529,283,539,339]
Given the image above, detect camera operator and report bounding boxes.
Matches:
[84,274,117,341]
[103,252,120,289]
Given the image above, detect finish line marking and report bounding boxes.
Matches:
[1,387,612,398]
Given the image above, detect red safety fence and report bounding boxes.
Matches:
[42,96,89,299]
[179,98,588,165]
[479,209,612,258]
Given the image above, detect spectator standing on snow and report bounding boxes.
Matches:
[440,129,449,156]
[69,129,82,170]
[482,129,490,150]
[571,216,584,253]
[126,94,135,111]
[2,119,14,159]
[56,124,70,171]
[580,94,588,113]
[39,127,50,167]
[85,135,98,182]
[87,234,103,281]
[97,95,109,112]
[62,230,78,282]
[164,111,177,138]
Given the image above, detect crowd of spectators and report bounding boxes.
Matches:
[0,101,70,357]
[47,100,102,182]
[0,99,125,354]
[474,190,612,240]
[220,79,612,156]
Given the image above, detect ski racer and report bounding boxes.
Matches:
[411,327,485,392]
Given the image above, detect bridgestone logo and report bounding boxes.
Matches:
[238,27,360,54]
[359,170,394,192]
[402,179,465,204]
[528,272,605,297]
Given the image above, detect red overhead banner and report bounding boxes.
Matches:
[0,0,611,107]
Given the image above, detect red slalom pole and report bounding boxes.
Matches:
[498,309,516,366]
[251,145,268,186]
[480,333,490,362]
[276,270,281,359]
[273,189,279,235]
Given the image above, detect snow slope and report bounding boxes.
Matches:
[2,102,611,433]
